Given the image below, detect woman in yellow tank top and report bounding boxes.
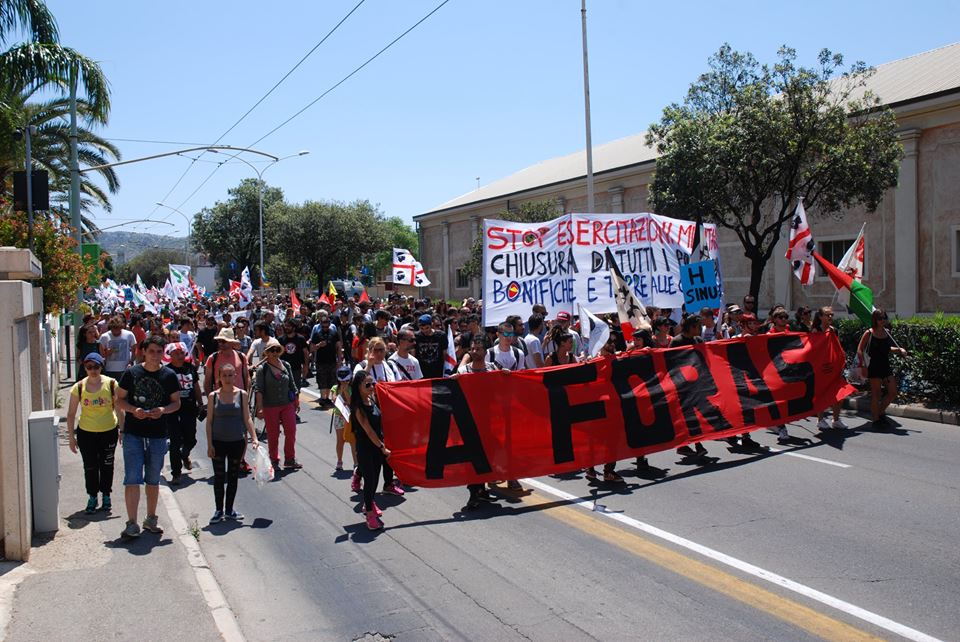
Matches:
[66,353,120,514]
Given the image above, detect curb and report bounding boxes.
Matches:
[841,394,960,426]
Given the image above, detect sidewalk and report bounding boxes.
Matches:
[0,383,227,642]
[842,392,960,425]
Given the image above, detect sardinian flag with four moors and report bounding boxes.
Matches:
[392,248,431,287]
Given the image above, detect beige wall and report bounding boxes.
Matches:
[417,94,960,316]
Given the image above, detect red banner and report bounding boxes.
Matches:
[377,333,854,487]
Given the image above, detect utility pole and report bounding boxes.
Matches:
[24,125,35,252]
[69,64,82,343]
[581,0,595,213]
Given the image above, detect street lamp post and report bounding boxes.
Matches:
[209,150,310,292]
[154,202,193,265]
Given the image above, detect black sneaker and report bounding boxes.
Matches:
[740,436,762,450]
[169,474,181,486]
[677,445,696,457]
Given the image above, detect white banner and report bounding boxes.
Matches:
[482,213,720,324]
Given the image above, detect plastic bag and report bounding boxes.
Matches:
[247,442,274,488]
[253,416,266,442]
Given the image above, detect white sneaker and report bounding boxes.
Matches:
[832,419,848,430]
[817,417,831,430]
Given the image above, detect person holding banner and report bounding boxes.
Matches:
[542,312,582,357]
[670,316,713,461]
[349,371,392,531]
[813,307,848,431]
[767,308,794,444]
[456,335,502,509]
[543,326,579,367]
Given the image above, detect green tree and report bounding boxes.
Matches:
[0,207,90,313]
[192,178,283,287]
[460,199,560,279]
[264,254,306,291]
[268,199,389,288]
[115,247,186,288]
[646,45,901,299]
[0,1,114,233]
[368,216,418,279]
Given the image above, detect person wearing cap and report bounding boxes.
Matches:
[542,311,583,357]
[722,304,743,338]
[204,327,249,396]
[164,342,204,485]
[330,365,356,473]
[254,337,302,470]
[414,313,448,379]
[66,352,120,514]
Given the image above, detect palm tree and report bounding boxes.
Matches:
[0,0,114,236]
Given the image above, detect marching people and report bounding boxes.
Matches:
[66,353,119,514]
[766,307,793,444]
[813,307,848,430]
[310,312,343,408]
[206,363,259,523]
[669,315,712,460]
[456,335,502,508]
[330,365,357,473]
[349,371,393,531]
[164,342,204,485]
[115,335,181,539]
[543,325,578,367]
[204,327,249,395]
[254,338,302,471]
[414,313,448,379]
[858,308,908,428]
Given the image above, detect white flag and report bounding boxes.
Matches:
[162,277,179,302]
[785,199,816,286]
[238,266,253,309]
[578,304,611,358]
[604,248,651,339]
[443,323,457,377]
[838,223,866,282]
[169,264,190,294]
[392,247,431,287]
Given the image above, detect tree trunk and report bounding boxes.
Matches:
[748,252,766,305]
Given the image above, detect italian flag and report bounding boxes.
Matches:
[812,252,874,325]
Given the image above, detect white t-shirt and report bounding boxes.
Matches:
[98,329,136,372]
[523,333,544,369]
[353,360,398,383]
[486,344,525,371]
[248,337,268,364]
[388,353,423,381]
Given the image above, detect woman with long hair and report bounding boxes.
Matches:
[206,363,258,523]
[349,371,392,530]
[812,307,848,430]
[544,327,578,366]
[857,308,908,427]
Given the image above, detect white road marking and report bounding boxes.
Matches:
[768,447,851,468]
[522,477,942,642]
[159,486,246,642]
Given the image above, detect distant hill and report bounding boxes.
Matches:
[97,230,187,261]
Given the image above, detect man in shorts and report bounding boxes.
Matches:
[116,335,181,539]
[310,313,342,408]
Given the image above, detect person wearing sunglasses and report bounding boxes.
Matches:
[254,338,302,471]
[349,371,393,531]
[858,308,908,428]
[66,352,119,514]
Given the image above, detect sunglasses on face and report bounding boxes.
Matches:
[363,382,376,389]
[502,331,515,337]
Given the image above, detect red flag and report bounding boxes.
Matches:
[290,289,301,316]
[359,289,370,303]
[229,280,241,298]
[318,292,331,306]
[188,274,199,298]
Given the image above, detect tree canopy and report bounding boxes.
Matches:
[114,247,186,288]
[646,44,901,299]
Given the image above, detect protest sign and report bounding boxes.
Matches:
[680,260,722,310]
[377,332,853,487]
[482,213,718,324]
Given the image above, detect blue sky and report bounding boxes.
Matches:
[47,0,960,238]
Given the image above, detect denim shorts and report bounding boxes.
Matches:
[122,436,168,486]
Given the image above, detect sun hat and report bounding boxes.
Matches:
[214,327,241,346]
[263,337,283,353]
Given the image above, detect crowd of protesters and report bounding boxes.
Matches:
[67,285,905,534]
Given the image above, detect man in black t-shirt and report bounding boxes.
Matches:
[310,315,342,406]
[278,321,310,392]
[414,314,448,379]
[196,315,219,361]
[164,342,204,485]
[116,335,180,539]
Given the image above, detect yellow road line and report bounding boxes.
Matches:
[518,492,883,642]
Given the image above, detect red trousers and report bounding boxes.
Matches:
[263,402,297,462]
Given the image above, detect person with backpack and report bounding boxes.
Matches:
[486,322,527,371]
[254,338,302,471]
[66,353,119,514]
[203,327,249,396]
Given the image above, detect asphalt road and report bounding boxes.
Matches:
[167,388,960,642]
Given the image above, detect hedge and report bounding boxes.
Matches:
[834,313,960,406]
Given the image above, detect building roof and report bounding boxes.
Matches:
[419,41,960,219]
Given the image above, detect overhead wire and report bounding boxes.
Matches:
[142,0,368,231]
[168,0,453,216]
